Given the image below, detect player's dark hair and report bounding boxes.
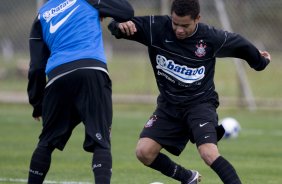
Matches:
[171,0,200,19]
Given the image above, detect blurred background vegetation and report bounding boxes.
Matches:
[0,0,281,110]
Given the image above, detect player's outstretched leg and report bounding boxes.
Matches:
[136,138,201,183]
[147,152,201,183]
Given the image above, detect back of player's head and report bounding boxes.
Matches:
[171,0,200,19]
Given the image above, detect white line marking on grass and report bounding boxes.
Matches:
[0,178,92,184]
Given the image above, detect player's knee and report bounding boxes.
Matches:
[135,139,160,166]
[135,146,144,162]
[135,146,154,165]
[198,143,220,166]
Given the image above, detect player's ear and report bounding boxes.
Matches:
[195,15,201,24]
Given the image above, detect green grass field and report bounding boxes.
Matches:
[0,52,281,183]
[0,103,282,184]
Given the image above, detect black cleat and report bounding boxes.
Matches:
[181,170,201,184]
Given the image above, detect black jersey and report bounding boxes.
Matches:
[109,15,269,106]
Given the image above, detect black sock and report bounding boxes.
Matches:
[28,146,54,184]
[92,148,112,184]
[148,153,192,182]
[210,156,242,184]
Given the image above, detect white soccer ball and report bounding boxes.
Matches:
[220,117,241,139]
[150,182,164,184]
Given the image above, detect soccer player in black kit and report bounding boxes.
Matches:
[108,0,271,183]
[27,0,133,183]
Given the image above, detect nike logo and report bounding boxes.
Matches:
[49,5,79,34]
[204,136,210,139]
[199,122,209,127]
[165,39,173,43]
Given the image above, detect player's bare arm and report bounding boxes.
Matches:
[118,21,137,36]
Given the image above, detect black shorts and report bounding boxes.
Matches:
[38,69,112,152]
[140,102,224,156]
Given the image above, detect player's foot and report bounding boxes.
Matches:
[181,170,201,184]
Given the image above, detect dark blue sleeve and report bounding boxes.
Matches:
[107,16,151,46]
[87,0,134,21]
[215,30,269,71]
[28,16,49,117]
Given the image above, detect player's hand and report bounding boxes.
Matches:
[34,116,41,121]
[118,21,137,36]
[259,50,271,62]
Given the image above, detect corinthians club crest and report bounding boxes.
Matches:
[195,40,207,57]
[145,115,157,128]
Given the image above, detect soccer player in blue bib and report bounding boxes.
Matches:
[108,0,271,183]
[27,0,133,183]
